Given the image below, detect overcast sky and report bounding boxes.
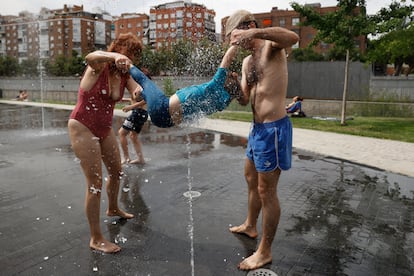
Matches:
[0,0,397,32]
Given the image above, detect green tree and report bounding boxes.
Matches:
[367,1,414,76]
[169,39,194,75]
[291,0,370,125]
[67,50,85,76]
[291,48,326,61]
[19,58,39,76]
[43,51,85,76]
[188,38,223,76]
[0,56,19,76]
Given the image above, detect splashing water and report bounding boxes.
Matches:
[185,133,195,276]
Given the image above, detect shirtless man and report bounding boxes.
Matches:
[225,10,299,270]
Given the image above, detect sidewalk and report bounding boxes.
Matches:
[199,118,414,177]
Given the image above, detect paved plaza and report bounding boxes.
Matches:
[0,101,413,275]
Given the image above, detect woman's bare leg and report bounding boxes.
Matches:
[68,119,121,253]
[101,130,134,219]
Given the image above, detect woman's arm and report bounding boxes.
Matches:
[85,50,131,73]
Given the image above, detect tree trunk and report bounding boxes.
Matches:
[340,49,350,126]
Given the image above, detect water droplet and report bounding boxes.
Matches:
[44,256,49,260]
[93,266,98,272]
[67,205,72,209]
[144,179,149,183]
[122,187,130,192]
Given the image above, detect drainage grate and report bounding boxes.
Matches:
[183,191,201,198]
[247,268,278,276]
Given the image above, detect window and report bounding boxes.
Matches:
[262,19,272,27]
[279,18,285,27]
[292,17,300,26]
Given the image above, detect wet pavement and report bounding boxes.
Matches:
[0,102,413,276]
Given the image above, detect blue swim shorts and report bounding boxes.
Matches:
[246,116,292,172]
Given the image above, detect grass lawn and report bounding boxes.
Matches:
[209,112,414,143]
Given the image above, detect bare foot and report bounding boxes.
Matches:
[90,238,121,254]
[238,251,272,270]
[229,224,258,239]
[121,158,130,165]
[107,208,134,219]
[129,159,145,165]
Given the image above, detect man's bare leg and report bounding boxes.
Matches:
[230,159,261,238]
[238,169,281,270]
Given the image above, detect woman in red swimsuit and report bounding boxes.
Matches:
[68,33,143,253]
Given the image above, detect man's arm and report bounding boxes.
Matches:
[238,57,251,106]
[231,27,299,49]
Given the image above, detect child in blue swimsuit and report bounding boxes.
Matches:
[129,45,244,128]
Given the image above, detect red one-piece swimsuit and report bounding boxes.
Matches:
[70,66,127,139]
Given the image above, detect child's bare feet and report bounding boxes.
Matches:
[107,208,134,219]
[129,158,145,165]
[90,238,121,253]
[121,158,130,165]
[229,224,258,239]
[238,251,272,270]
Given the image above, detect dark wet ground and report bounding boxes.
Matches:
[0,104,413,276]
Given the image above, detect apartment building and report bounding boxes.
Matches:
[1,2,367,62]
[113,13,150,46]
[221,4,366,55]
[148,0,216,49]
[0,4,112,62]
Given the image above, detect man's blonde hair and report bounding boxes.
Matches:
[225,10,256,37]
